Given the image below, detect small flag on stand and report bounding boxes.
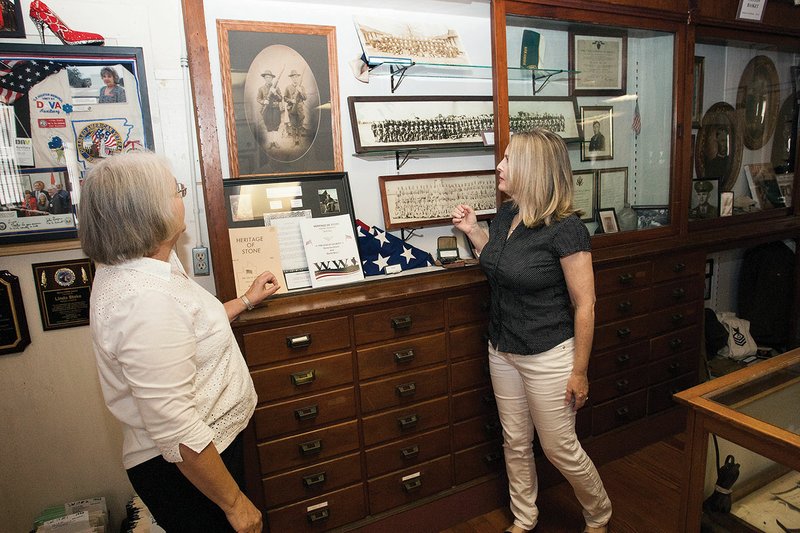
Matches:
[355,219,435,276]
[632,100,641,137]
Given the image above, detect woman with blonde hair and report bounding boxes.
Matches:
[80,151,279,532]
[452,129,611,533]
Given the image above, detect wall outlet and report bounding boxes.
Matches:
[192,246,210,276]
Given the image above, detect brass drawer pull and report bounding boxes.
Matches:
[294,404,319,421]
[286,334,311,349]
[394,348,415,363]
[402,477,422,492]
[401,445,419,459]
[668,362,682,374]
[484,451,503,464]
[291,369,316,386]
[618,273,634,284]
[616,327,632,338]
[616,353,631,365]
[398,414,419,430]
[672,262,686,273]
[671,288,686,299]
[615,407,630,419]
[669,338,684,351]
[671,313,684,324]
[299,439,322,456]
[615,379,630,391]
[306,508,329,524]
[617,300,633,312]
[396,382,417,397]
[391,315,413,330]
[302,472,326,487]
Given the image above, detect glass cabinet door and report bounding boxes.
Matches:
[504,15,676,236]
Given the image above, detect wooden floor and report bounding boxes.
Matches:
[441,434,686,533]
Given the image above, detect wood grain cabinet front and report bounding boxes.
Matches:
[367,455,453,514]
[359,365,449,413]
[242,317,351,367]
[266,483,367,533]
[354,300,444,345]
[261,452,362,508]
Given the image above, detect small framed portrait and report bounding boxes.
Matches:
[632,205,670,229]
[580,106,613,161]
[720,191,734,216]
[689,179,720,220]
[598,208,619,233]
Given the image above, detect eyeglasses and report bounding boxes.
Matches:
[176,183,188,198]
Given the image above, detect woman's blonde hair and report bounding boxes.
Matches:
[504,128,580,227]
[79,152,182,264]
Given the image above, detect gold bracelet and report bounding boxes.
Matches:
[240,294,255,311]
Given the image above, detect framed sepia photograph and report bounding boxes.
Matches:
[597,208,619,233]
[569,32,627,96]
[692,56,705,129]
[736,55,780,151]
[689,179,720,220]
[379,170,496,230]
[571,169,595,222]
[580,106,613,161]
[695,102,743,191]
[632,205,670,229]
[0,1,25,38]
[597,167,628,212]
[720,191,734,216]
[217,20,343,178]
[0,44,154,248]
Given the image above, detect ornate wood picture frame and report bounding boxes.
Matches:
[736,55,780,150]
[217,20,343,178]
[695,102,743,191]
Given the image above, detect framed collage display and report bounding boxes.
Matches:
[217,20,343,179]
[580,106,613,161]
[378,170,496,230]
[0,44,153,247]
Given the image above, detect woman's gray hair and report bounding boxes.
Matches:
[100,66,120,84]
[79,152,181,264]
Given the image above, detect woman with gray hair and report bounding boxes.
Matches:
[80,151,279,532]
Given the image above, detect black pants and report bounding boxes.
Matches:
[127,435,245,532]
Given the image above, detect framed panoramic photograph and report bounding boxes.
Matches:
[580,106,613,161]
[597,208,619,233]
[689,179,720,220]
[571,169,595,222]
[597,167,628,212]
[569,32,627,96]
[0,43,154,248]
[692,56,705,129]
[0,1,25,38]
[217,20,343,178]
[378,170,496,230]
[632,205,670,229]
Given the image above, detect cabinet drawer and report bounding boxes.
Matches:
[595,287,652,326]
[651,277,704,306]
[262,452,362,508]
[251,352,353,403]
[367,455,453,515]
[357,333,446,380]
[595,261,652,296]
[589,341,650,380]
[453,385,496,422]
[453,413,503,450]
[650,325,701,361]
[362,396,449,447]
[454,440,505,485]
[448,290,490,327]
[591,390,647,435]
[266,483,366,533]
[354,300,444,345]
[257,420,359,474]
[365,426,450,478]
[253,387,356,440]
[450,323,489,360]
[652,251,705,283]
[649,350,698,385]
[648,372,697,414]
[594,315,652,351]
[592,367,649,404]
[243,317,350,366]
[649,302,702,336]
[360,365,448,413]
[451,355,491,391]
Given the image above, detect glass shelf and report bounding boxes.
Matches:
[353,145,494,170]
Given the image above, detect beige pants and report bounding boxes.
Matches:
[489,339,612,530]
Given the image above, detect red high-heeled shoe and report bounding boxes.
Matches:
[29,1,104,46]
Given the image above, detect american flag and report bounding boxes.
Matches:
[356,219,434,276]
[631,100,641,136]
[0,60,66,105]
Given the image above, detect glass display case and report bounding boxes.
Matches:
[675,349,800,532]
[502,14,677,235]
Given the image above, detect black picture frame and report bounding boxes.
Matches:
[597,207,619,233]
[0,43,154,248]
[0,0,26,38]
[569,31,627,96]
[632,205,670,229]
[580,105,613,161]
[689,178,720,220]
[217,20,343,179]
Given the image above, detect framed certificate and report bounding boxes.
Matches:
[569,32,627,96]
[571,169,595,222]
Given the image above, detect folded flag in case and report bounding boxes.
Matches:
[356,220,434,276]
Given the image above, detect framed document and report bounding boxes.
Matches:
[598,208,620,233]
[569,32,627,96]
[598,167,628,212]
[571,170,595,222]
[0,270,31,355]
